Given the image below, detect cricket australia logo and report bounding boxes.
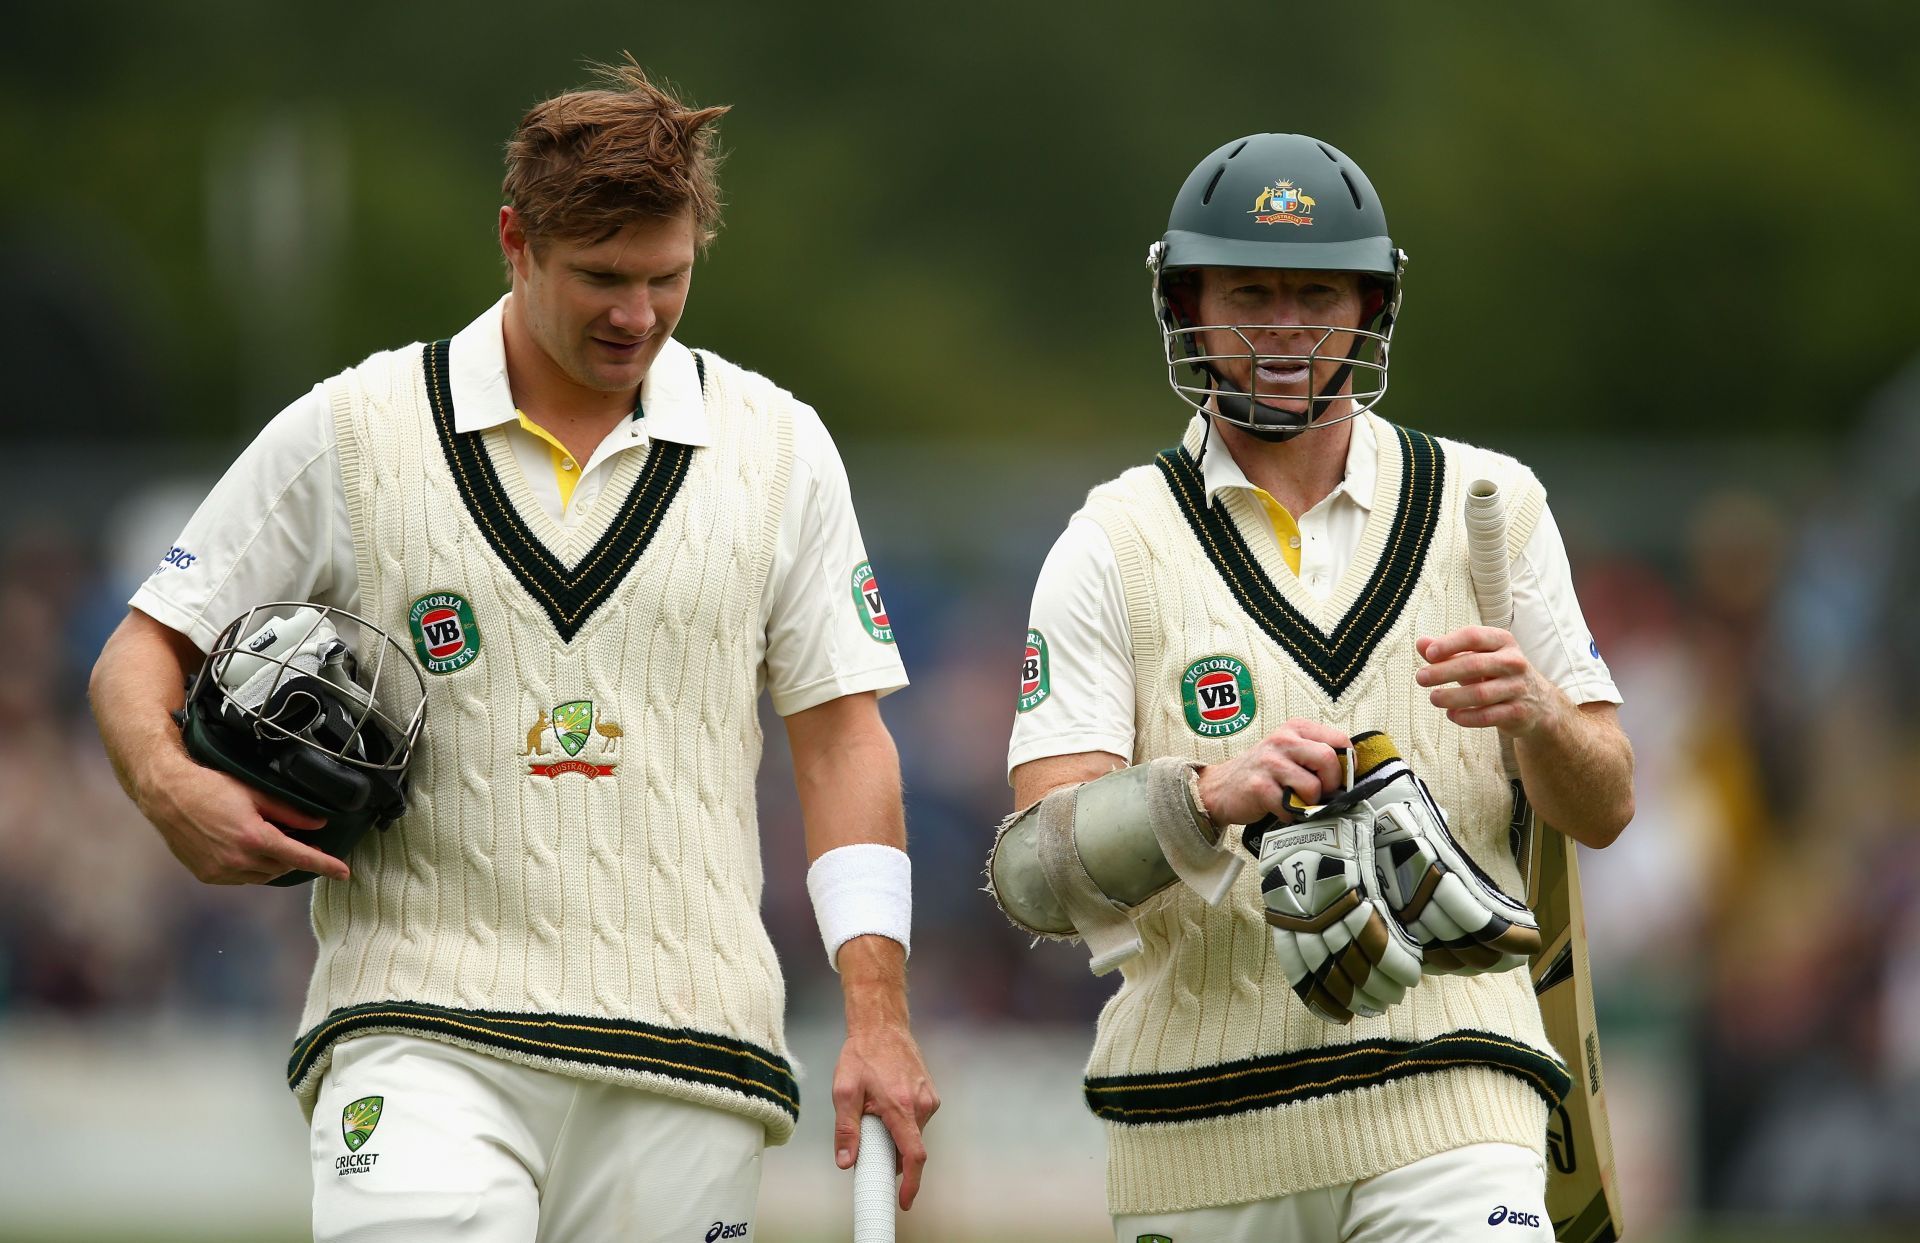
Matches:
[524,700,622,779]
[1180,654,1257,737]
[851,560,894,644]
[408,592,480,674]
[1250,177,1316,226]
[342,1096,383,1151]
[1017,628,1051,713]
[337,1095,384,1176]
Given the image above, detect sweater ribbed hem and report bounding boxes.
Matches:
[289,1000,798,1144]
[1105,1066,1548,1215]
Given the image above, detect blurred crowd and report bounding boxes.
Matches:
[4,372,1918,1228]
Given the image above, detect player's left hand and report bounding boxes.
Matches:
[831,961,939,1210]
[1415,627,1560,737]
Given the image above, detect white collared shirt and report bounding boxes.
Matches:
[132,297,906,716]
[1007,415,1620,775]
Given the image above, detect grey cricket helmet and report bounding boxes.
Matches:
[1148,133,1407,439]
[177,603,425,885]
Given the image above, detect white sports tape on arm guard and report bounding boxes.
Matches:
[807,843,912,971]
[988,757,1243,975]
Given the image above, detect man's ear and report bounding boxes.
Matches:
[1361,280,1388,321]
[1164,271,1201,327]
[499,205,532,280]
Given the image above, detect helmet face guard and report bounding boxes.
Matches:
[1148,134,1406,439]
[181,603,427,886]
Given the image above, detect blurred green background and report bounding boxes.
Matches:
[9,1,1919,447]
[4,3,1920,1240]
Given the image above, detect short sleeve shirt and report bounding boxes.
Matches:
[130,297,906,716]
[1007,415,1620,776]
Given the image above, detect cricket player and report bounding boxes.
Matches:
[89,60,936,1241]
[993,134,1632,1240]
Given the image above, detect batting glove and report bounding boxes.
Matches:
[1356,731,1542,976]
[1252,766,1424,1024]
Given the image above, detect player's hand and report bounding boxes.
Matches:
[138,753,345,884]
[832,939,939,1211]
[1195,719,1352,829]
[1254,785,1423,1023]
[1415,627,1561,738]
[832,1019,938,1210]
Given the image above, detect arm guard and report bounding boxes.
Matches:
[987,757,1242,975]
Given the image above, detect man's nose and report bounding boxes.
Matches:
[1249,309,1310,348]
[607,294,656,337]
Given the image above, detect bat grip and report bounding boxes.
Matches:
[1464,478,1513,632]
[1464,479,1522,785]
[852,1114,898,1242]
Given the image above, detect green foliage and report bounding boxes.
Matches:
[3,1,1914,443]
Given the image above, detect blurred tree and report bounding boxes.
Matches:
[3,1,1913,444]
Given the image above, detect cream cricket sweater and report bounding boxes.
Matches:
[285,338,802,1142]
[1078,414,1571,1213]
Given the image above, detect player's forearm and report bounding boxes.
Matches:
[784,693,914,1023]
[799,742,913,1027]
[1513,697,1634,849]
[836,934,911,1032]
[89,611,200,815]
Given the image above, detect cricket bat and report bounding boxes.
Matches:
[1466,479,1624,1243]
[852,1114,898,1242]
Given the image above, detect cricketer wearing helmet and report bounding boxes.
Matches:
[90,60,937,1242]
[993,134,1633,1240]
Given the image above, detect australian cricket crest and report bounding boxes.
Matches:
[1250,177,1316,226]
[851,560,894,644]
[337,1094,384,1177]
[524,699,621,778]
[408,592,480,674]
[1017,628,1050,713]
[1180,654,1257,737]
[342,1095,383,1151]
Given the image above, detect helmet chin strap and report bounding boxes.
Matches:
[1204,353,1361,443]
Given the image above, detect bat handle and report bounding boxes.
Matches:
[852,1114,898,1242]
[1463,478,1513,632]
[1464,478,1522,781]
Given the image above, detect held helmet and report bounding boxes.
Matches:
[177,604,426,886]
[1147,133,1406,440]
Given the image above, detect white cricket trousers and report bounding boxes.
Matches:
[1112,1142,1554,1242]
[311,1034,765,1243]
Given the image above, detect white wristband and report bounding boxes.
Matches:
[805,843,912,971]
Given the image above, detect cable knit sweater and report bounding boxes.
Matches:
[285,338,801,1143]
[1077,414,1571,1213]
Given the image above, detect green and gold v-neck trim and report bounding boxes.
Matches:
[1153,422,1445,700]
[422,339,698,642]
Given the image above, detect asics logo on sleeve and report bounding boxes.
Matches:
[159,545,196,571]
